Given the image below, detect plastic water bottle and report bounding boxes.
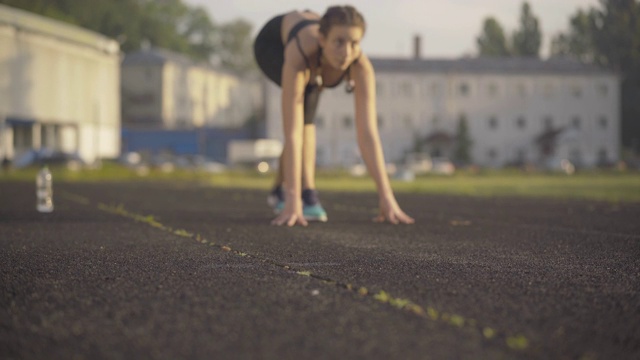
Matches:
[36,166,54,213]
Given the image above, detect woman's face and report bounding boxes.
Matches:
[319,25,363,70]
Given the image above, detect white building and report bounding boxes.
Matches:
[121,48,261,130]
[0,4,121,163]
[265,56,619,169]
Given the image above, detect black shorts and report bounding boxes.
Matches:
[254,15,320,125]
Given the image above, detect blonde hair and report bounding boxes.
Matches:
[319,5,366,36]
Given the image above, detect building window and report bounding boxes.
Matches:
[317,147,326,164]
[431,82,443,97]
[14,125,33,149]
[517,116,526,129]
[177,118,189,127]
[597,83,609,97]
[343,116,353,129]
[599,116,608,129]
[376,81,385,97]
[488,116,498,130]
[571,85,582,98]
[403,116,412,129]
[341,147,353,164]
[570,148,582,163]
[544,116,554,129]
[419,82,428,96]
[488,148,498,160]
[572,116,581,130]
[400,82,413,97]
[598,148,609,165]
[378,116,384,129]
[432,115,441,128]
[543,83,555,98]
[517,83,527,97]
[459,82,470,97]
[421,112,430,127]
[487,82,498,97]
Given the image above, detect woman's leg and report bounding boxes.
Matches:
[274,152,284,188]
[271,123,315,190]
[302,123,316,190]
[266,151,285,208]
[271,101,326,221]
[301,122,326,221]
[273,86,320,191]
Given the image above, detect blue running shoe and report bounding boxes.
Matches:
[273,201,327,221]
[273,200,285,214]
[269,187,328,222]
[268,185,284,213]
[303,203,328,222]
[302,189,328,222]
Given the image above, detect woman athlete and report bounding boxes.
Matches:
[253,5,414,227]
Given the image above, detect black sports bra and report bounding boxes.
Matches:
[287,19,319,44]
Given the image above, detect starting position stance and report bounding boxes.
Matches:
[253,5,414,227]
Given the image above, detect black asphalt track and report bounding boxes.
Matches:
[1,180,639,359]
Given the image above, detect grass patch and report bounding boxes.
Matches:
[2,162,639,203]
[389,172,640,202]
[316,170,640,203]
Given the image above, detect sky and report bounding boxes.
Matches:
[185,0,600,58]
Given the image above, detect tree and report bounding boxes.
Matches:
[216,19,258,74]
[182,6,218,62]
[138,0,191,54]
[550,0,640,152]
[511,2,542,57]
[596,0,640,152]
[0,0,80,24]
[477,17,510,56]
[453,115,473,166]
[0,0,256,73]
[550,9,598,63]
[593,0,640,72]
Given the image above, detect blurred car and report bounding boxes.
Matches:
[12,148,85,170]
[198,160,227,174]
[349,163,367,177]
[543,157,575,175]
[431,157,455,175]
[394,167,416,182]
[404,153,433,174]
[119,151,143,166]
[349,163,398,177]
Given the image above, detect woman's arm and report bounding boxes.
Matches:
[352,54,414,224]
[272,41,310,226]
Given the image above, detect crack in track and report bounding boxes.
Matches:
[61,191,531,352]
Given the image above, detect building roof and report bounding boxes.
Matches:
[123,48,612,77]
[0,4,119,55]
[122,48,193,66]
[370,56,613,76]
[122,48,238,77]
